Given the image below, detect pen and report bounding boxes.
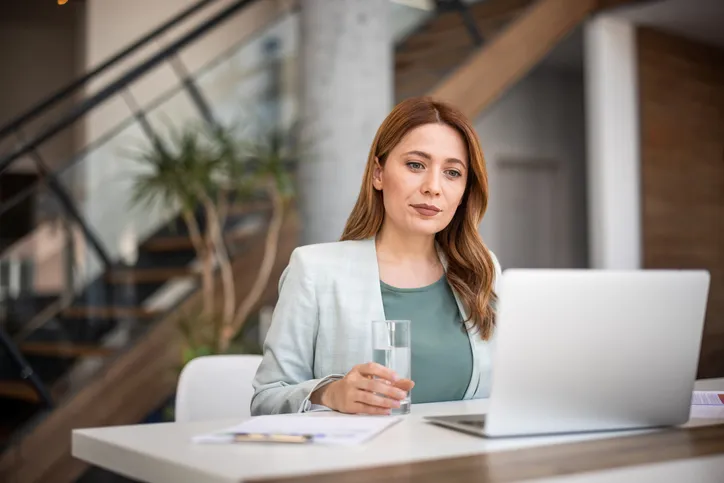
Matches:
[195,432,315,444]
[233,433,313,443]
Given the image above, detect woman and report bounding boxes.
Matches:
[251,96,501,416]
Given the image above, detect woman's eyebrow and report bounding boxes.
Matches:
[403,150,466,168]
[403,150,432,160]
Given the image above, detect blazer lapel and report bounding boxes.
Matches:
[436,244,481,398]
[360,237,386,321]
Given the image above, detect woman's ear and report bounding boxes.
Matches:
[372,157,383,191]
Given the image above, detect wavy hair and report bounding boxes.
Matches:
[341,97,497,339]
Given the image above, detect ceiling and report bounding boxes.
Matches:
[538,0,724,75]
[612,0,724,48]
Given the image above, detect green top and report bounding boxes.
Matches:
[380,276,473,403]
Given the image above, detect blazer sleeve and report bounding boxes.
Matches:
[250,248,343,415]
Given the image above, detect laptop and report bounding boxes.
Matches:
[426,269,710,438]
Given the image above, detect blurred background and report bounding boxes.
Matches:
[0,0,721,481]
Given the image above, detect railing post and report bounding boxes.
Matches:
[11,129,113,270]
[168,56,219,129]
[0,327,53,408]
[121,90,170,159]
[435,0,483,46]
[263,36,283,131]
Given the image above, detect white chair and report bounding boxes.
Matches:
[174,354,262,422]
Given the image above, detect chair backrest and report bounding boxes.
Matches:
[175,354,262,422]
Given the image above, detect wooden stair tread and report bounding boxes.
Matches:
[105,266,198,284]
[61,306,162,319]
[19,342,115,358]
[396,48,473,79]
[0,381,40,403]
[397,41,476,68]
[421,0,532,32]
[141,201,270,253]
[226,200,273,216]
[142,228,258,252]
[399,0,531,48]
[401,6,524,50]
[142,236,205,252]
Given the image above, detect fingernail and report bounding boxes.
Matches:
[397,390,406,398]
[394,401,401,408]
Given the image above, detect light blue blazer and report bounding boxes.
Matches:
[250,238,502,415]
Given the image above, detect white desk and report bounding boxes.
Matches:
[72,378,724,483]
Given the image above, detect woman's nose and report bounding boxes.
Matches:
[421,171,442,196]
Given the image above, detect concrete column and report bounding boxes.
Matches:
[584,15,642,269]
[299,0,392,245]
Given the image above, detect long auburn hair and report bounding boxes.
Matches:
[341,96,497,340]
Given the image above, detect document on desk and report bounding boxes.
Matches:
[192,415,402,446]
[692,391,724,406]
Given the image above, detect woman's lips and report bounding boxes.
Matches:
[411,204,441,217]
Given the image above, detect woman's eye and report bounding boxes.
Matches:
[407,161,424,170]
[446,170,462,178]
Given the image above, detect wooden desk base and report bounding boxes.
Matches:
[258,423,724,483]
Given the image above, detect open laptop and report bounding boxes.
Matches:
[426,269,710,438]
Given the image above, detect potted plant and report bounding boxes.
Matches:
[128,118,299,365]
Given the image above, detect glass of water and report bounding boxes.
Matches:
[371,320,411,414]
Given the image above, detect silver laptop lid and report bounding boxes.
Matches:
[484,269,710,437]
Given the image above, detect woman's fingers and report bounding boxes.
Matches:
[349,402,393,415]
[355,389,401,409]
[357,362,399,383]
[358,378,408,400]
[336,363,415,416]
[393,378,415,392]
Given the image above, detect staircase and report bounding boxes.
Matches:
[395,0,535,101]
[0,0,646,481]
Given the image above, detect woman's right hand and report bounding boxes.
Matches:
[312,362,414,415]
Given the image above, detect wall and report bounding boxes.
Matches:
[0,1,85,295]
[475,65,588,270]
[0,0,84,173]
[638,27,724,378]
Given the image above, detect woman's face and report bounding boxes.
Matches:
[373,123,468,237]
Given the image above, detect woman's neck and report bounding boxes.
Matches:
[375,222,443,289]
[375,222,437,263]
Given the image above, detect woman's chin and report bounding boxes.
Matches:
[405,219,447,236]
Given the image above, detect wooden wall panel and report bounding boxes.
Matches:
[638,28,724,378]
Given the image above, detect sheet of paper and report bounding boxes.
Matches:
[692,391,724,406]
[690,404,724,420]
[193,415,402,446]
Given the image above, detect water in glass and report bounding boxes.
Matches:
[372,320,411,414]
